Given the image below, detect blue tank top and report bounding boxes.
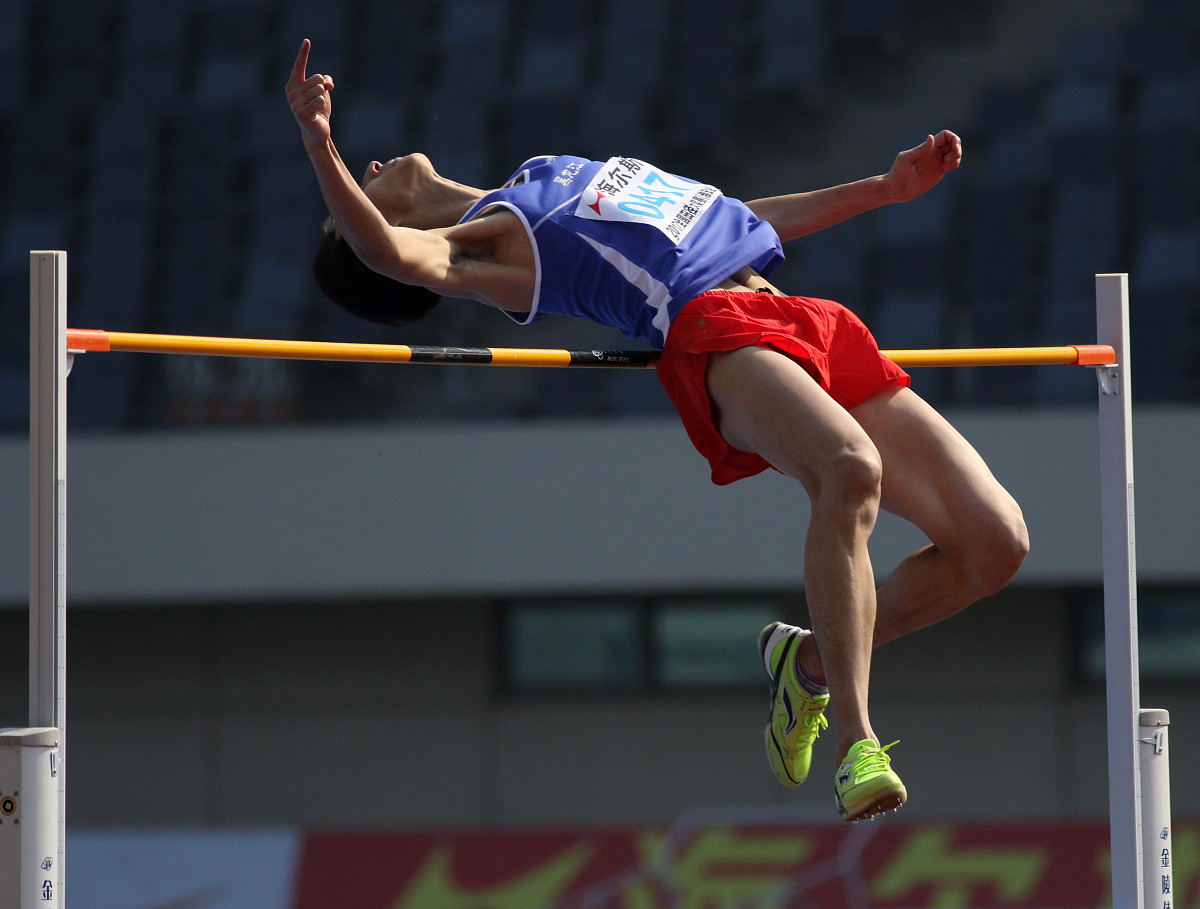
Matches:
[458,155,784,347]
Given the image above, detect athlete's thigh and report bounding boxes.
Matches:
[705,345,877,489]
[849,385,1022,547]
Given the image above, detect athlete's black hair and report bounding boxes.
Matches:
[312,217,441,326]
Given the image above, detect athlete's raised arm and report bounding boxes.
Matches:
[285,40,456,289]
[746,131,962,243]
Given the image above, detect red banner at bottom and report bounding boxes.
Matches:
[292,820,1189,909]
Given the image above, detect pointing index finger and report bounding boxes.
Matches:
[289,38,311,86]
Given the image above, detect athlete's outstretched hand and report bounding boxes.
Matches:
[885,130,962,203]
[286,39,335,145]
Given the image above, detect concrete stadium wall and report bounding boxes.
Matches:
[0,408,1196,828]
[2,407,1199,607]
[0,589,1192,828]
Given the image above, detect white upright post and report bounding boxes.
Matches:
[1140,709,1172,909]
[0,728,61,909]
[29,250,67,907]
[1096,273,1142,908]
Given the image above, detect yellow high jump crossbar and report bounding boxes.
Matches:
[65,328,1117,369]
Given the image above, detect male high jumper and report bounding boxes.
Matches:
[287,39,1028,821]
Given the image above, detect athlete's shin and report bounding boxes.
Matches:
[802,495,880,763]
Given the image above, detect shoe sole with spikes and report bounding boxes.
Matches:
[834,739,907,822]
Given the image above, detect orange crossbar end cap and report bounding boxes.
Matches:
[1072,344,1116,366]
[66,329,111,352]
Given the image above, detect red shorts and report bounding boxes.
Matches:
[657,290,910,485]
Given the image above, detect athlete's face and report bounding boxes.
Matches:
[360,153,441,227]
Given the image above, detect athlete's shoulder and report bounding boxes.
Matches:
[501,154,597,188]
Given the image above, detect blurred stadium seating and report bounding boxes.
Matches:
[1,0,1196,431]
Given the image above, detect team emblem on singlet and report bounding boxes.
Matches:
[574,157,720,244]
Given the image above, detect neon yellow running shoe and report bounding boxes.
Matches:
[759,622,829,788]
[834,739,907,821]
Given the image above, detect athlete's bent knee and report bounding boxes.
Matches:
[809,444,883,518]
[965,509,1029,596]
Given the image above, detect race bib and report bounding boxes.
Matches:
[574,157,720,243]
